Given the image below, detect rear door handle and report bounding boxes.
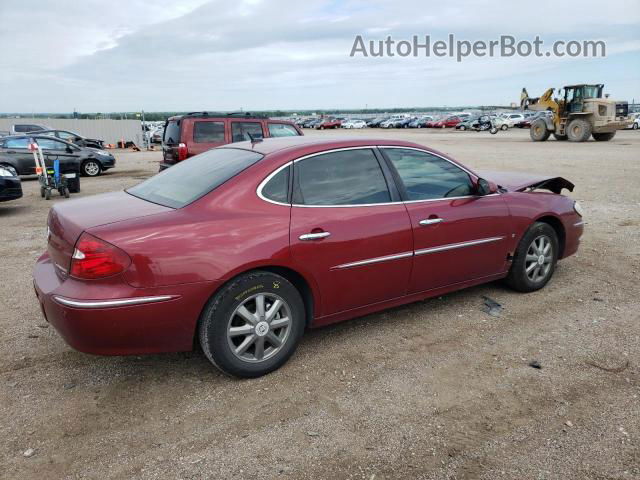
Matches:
[299,231,331,241]
[419,218,444,226]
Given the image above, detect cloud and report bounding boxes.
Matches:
[0,0,638,111]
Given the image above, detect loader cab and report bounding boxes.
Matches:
[562,84,604,115]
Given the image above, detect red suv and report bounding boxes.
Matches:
[160,112,302,170]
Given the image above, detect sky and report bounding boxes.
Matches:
[0,0,638,113]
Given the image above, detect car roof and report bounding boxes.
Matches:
[0,134,77,146]
[220,136,437,156]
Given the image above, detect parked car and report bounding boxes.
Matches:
[500,113,526,128]
[366,117,387,128]
[433,116,462,128]
[32,129,106,149]
[33,136,583,378]
[624,112,640,130]
[150,129,163,143]
[408,116,434,128]
[316,118,342,130]
[342,120,367,129]
[396,117,416,128]
[0,134,114,180]
[11,123,49,135]
[0,131,10,137]
[0,164,22,202]
[160,112,303,170]
[518,111,554,129]
[455,117,479,130]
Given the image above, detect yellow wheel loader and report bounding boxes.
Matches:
[523,84,631,142]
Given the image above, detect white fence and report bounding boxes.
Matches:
[0,118,144,145]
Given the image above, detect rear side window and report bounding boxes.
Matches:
[231,122,263,142]
[293,149,390,206]
[163,121,181,144]
[193,121,225,143]
[14,125,42,132]
[261,166,290,204]
[127,148,263,208]
[384,148,473,200]
[268,123,299,137]
[5,138,29,148]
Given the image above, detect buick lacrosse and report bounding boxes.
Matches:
[33,137,583,377]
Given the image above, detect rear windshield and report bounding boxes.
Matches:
[127,148,263,208]
[163,120,181,144]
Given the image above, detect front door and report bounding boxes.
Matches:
[380,147,511,293]
[2,137,36,174]
[35,137,80,173]
[289,147,413,316]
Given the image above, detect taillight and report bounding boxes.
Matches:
[177,143,187,161]
[70,233,131,280]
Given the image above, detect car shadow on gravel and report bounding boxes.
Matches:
[0,204,30,216]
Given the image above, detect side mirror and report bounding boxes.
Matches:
[476,178,497,196]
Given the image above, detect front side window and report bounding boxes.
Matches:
[57,131,79,141]
[231,122,263,142]
[4,138,29,149]
[384,148,473,200]
[268,123,299,137]
[127,148,263,208]
[193,121,225,143]
[293,149,390,206]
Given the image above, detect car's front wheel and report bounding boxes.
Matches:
[506,222,559,292]
[199,271,305,378]
[81,159,102,177]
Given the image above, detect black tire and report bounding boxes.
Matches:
[490,127,499,134]
[505,222,559,293]
[530,119,551,141]
[63,187,70,198]
[501,124,508,130]
[553,134,568,141]
[199,271,305,378]
[44,189,51,200]
[633,123,638,130]
[81,159,102,177]
[459,125,466,131]
[592,132,616,141]
[67,177,81,193]
[40,186,45,198]
[566,118,592,142]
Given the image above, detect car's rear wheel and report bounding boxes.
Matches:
[81,160,102,177]
[199,271,305,378]
[506,222,559,292]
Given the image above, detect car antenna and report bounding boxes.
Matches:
[247,133,262,144]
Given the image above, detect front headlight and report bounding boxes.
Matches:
[573,201,584,217]
[0,166,17,177]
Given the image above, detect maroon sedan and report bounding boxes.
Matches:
[33,137,584,377]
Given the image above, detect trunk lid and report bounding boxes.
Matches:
[47,191,172,277]
[479,170,574,194]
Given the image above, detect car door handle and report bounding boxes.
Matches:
[419,218,444,226]
[299,231,331,241]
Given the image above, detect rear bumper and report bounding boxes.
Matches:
[32,252,219,355]
[0,177,23,202]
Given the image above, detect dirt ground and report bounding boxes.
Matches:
[1,128,638,480]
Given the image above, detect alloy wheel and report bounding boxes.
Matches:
[525,235,553,282]
[83,161,101,176]
[226,293,292,363]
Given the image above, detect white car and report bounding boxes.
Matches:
[500,113,525,128]
[342,120,367,129]
[625,112,640,130]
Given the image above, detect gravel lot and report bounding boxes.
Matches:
[1,128,638,480]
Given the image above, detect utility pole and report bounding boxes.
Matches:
[141,109,148,149]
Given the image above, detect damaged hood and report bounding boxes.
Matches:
[479,170,574,194]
